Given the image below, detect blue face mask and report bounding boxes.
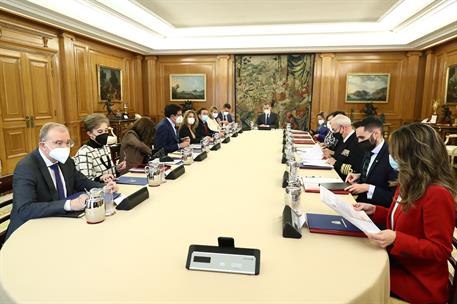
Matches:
[389,155,399,171]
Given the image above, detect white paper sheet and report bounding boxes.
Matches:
[296,144,324,162]
[319,186,380,233]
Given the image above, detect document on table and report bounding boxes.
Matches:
[300,159,334,169]
[297,144,324,162]
[319,186,380,233]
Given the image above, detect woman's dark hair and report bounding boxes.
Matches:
[223,103,231,110]
[131,117,155,147]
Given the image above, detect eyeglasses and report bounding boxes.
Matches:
[45,139,75,148]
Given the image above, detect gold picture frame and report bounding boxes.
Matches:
[445,64,457,104]
[345,73,390,103]
[170,74,206,102]
[97,65,122,102]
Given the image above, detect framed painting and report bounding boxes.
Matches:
[97,65,122,102]
[345,73,390,103]
[445,64,457,104]
[170,74,206,101]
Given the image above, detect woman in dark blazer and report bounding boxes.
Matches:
[120,117,155,172]
[355,123,456,304]
[178,110,201,144]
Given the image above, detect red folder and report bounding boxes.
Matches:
[294,139,315,145]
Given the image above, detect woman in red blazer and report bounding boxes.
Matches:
[355,123,456,304]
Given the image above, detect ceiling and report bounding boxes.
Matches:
[1,0,457,54]
[136,0,399,27]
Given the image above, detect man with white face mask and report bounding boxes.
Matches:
[154,104,190,153]
[256,101,279,128]
[6,123,108,240]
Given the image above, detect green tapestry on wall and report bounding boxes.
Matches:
[235,54,314,130]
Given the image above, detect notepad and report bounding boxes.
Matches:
[116,176,148,185]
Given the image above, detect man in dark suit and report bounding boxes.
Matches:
[217,103,233,124]
[326,114,364,180]
[154,104,190,153]
[256,101,279,128]
[6,123,115,240]
[196,107,216,139]
[345,117,397,207]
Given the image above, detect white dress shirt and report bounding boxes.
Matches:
[38,149,72,211]
[366,139,385,199]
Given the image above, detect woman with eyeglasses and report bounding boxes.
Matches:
[355,123,456,303]
[74,113,126,182]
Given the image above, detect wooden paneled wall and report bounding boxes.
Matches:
[311,52,424,130]
[0,11,143,173]
[59,34,143,152]
[143,55,234,121]
[421,39,457,119]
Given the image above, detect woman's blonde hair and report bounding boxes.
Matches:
[390,123,457,211]
[180,110,198,133]
[209,106,218,120]
[83,113,110,132]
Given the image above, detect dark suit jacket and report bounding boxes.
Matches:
[217,112,233,123]
[256,112,279,128]
[178,125,201,144]
[333,132,364,180]
[154,118,180,153]
[356,142,397,207]
[6,149,102,240]
[196,120,215,138]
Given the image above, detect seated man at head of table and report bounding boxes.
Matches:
[344,117,397,207]
[154,104,190,153]
[325,114,364,180]
[6,122,118,240]
[256,101,279,129]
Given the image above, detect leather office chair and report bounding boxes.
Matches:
[109,144,122,164]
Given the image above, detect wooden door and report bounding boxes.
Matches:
[0,49,31,174]
[25,52,58,146]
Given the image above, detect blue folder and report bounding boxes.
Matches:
[116,176,148,186]
[306,213,365,237]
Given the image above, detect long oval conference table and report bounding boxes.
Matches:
[0,130,389,303]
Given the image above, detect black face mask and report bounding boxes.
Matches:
[95,133,109,146]
[333,132,343,141]
[359,136,376,152]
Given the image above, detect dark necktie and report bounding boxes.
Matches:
[265,114,269,124]
[50,163,65,200]
[360,152,374,183]
[204,123,208,134]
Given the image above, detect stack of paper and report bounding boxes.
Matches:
[297,144,324,162]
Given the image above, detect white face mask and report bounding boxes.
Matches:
[175,115,183,124]
[223,111,229,116]
[326,122,331,129]
[201,115,209,122]
[264,109,270,115]
[318,119,325,126]
[212,112,218,119]
[48,147,70,164]
[187,117,195,125]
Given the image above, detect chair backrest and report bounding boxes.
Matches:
[448,220,457,304]
[109,144,121,164]
[445,134,457,145]
[0,174,13,248]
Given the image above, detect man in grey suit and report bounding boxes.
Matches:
[5,122,117,240]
